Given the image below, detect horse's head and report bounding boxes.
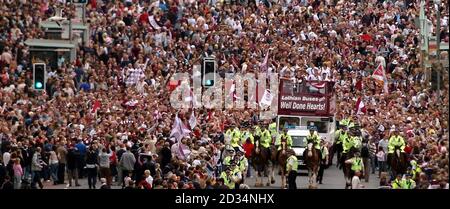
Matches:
[307,143,313,151]
[281,141,286,155]
[254,136,260,154]
[394,146,402,158]
[307,143,313,157]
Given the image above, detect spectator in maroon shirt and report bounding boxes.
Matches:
[242,138,254,178]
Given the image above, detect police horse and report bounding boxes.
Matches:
[341,128,361,189]
[277,137,289,189]
[341,148,356,189]
[388,146,408,178]
[252,135,272,187]
[330,134,343,168]
[303,142,320,189]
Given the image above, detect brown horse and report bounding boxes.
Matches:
[389,146,408,178]
[303,143,320,188]
[277,139,289,188]
[251,135,271,187]
[341,152,353,189]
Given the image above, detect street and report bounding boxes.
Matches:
[41,158,380,189]
[244,161,380,189]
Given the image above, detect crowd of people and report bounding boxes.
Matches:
[0,0,449,189]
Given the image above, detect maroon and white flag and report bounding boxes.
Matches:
[355,97,367,115]
[372,64,389,93]
[170,114,191,142]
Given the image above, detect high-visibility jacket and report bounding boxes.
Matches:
[231,137,240,148]
[260,129,271,148]
[226,127,241,138]
[350,157,363,171]
[223,156,232,166]
[275,133,293,150]
[286,155,298,172]
[391,179,403,189]
[306,131,320,150]
[220,171,234,189]
[388,135,405,154]
[402,179,415,189]
[268,122,277,136]
[337,130,348,145]
[253,125,261,137]
[411,167,422,180]
[342,136,354,154]
[239,157,248,173]
[240,130,254,144]
[340,118,350,126]
[225,128,233,137]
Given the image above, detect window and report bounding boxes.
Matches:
[291,136,307,148]
[307,121,328,133]
[279,117,300,130]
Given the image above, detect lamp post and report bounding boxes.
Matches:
[434,0,441,95]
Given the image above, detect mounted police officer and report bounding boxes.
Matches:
[259,123,272,151]
[340,127,356,169]
[388,128,406,154]
[387,128,406,165]
[335,125,349,168]
[240,126,254,145]
[275,128,293,151]
[306,126,321,151]
[345,150,364,178]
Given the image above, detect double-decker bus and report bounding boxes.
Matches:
[277,79,336,144]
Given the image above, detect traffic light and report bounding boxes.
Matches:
[33,63,46,90]
[202,58,216,87]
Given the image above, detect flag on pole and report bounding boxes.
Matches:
[91,100,101,114]
[259,50,270,72]
[355,97,366,115]
[372,64,384,82]
[382,71,389,94]
[355,79,363,91]
[310,81,327,89]
[372,64,389,93]
[189,111,197,130]
[91,100,101,118]
[148,15,161,30]
[259,89,274,108]
[170,114,191,142]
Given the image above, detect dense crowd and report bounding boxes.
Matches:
[0,0,449,189]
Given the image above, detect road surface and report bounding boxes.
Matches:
[40,158,380,189]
